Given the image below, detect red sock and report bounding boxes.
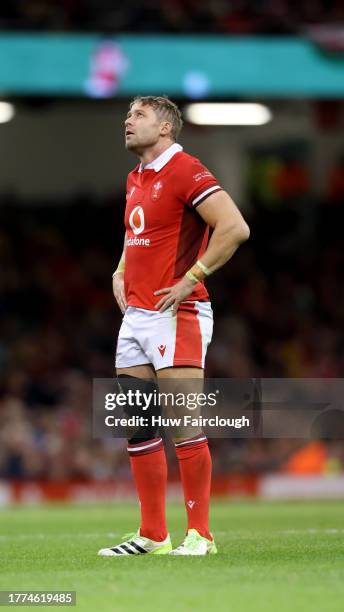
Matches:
[175,435,212,540]
[128,437,168,542]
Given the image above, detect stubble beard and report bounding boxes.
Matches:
[125,138,137,152]
[125,136,158,157]
[125,136,145,155]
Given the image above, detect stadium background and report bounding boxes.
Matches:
[1,4,344,612]
[0,2,344,503]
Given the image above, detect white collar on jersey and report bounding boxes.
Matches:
[138,143,183,173]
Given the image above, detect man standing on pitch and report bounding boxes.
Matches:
[98,96,249,557]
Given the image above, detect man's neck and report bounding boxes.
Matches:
[138,140,174,167]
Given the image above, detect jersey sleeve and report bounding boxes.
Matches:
[176,157,223,208]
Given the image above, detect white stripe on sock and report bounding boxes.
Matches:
[127,438,162,452]
[175,436,207,447]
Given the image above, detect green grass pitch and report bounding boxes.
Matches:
[1,501,344,612]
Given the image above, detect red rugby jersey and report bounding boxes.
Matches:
[123,144,222,310]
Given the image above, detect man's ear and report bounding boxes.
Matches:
[160,121,172,136]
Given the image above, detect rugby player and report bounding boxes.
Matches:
[98,96,249,556]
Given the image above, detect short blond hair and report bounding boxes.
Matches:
[129,95,183,141]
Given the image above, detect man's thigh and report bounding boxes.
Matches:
[116,364,156,380]
[157,366,204,442]
[157,366,203,379]
[115,364,160,445]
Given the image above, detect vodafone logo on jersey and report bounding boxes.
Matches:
[127,206,150,246]
[129,206,145,235]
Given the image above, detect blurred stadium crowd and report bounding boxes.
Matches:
[1,151,344,481]
[0,0,343,34]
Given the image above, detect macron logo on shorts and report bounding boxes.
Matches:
[158,344,166,357]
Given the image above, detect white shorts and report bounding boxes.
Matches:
[116,301,213,371]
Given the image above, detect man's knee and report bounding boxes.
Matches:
[117,374,160,444]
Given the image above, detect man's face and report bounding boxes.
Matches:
[124,102,165,152]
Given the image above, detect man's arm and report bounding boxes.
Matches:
[194,190,250,272]
[154,190,249,315]
[112,232,127,314]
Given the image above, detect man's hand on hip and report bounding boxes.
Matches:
[154,277,196,316]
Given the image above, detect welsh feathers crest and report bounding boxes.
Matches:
[151,180,163,201]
